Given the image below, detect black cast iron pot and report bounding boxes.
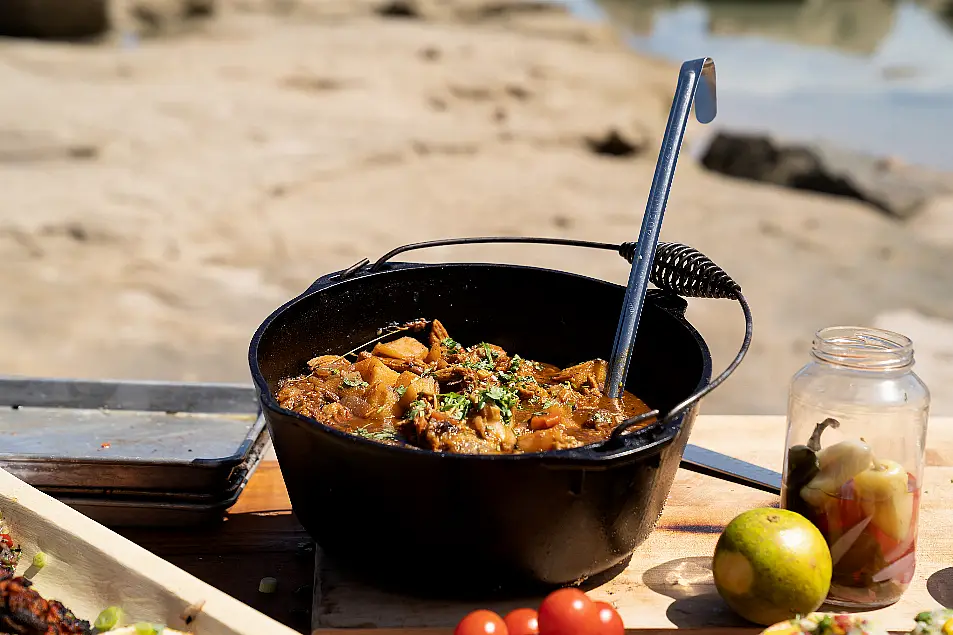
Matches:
[249,238,750,595]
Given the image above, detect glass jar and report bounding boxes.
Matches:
[781,326,930,609]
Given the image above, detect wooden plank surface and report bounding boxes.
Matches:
[116,462,315,633]
[109,416,953,635]
[309,415,953,633]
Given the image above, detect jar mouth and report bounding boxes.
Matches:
[812,326,914,370]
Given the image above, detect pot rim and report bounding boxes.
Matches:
[248,261,713,463]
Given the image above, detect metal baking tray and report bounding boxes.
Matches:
[51,464,255,528]
[0,377,267,494]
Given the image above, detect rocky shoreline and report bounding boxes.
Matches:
[0,0,951,415]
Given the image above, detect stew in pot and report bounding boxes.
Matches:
[276,319,653,454]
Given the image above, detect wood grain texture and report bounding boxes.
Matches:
[309,415,953,633]
[117,462,314,634]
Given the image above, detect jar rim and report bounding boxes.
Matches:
[812,326,914,370]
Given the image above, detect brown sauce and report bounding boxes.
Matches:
[275,319,653,454]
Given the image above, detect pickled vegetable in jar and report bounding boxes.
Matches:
[782,327,930,609]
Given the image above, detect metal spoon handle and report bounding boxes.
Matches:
[605,57,717,399]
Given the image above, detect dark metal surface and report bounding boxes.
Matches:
[250,262,713,592]
[0,377,268,493]
[681,444,782,494]
[606,57,718,400]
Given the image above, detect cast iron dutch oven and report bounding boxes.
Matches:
[249,237,751,595]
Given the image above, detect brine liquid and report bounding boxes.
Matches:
[783,473,920,608]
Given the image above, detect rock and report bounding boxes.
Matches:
[699,131,953,219]
[117,0,217,37]
[0,0,109,39]
[585,128,644,158]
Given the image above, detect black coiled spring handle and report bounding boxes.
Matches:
[342,236,753,444]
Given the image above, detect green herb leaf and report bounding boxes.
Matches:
[342,374,368,388]
[438,392,470,420]
[476,385,520,423]
[405,399,428,420]
[395,385,407,397]
[354,425,398,442]
[441,337,460,353]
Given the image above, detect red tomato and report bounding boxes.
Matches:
[537,588,600,635]
[456,610,508,635]
[594,602,624,635]
[504,608,539,635]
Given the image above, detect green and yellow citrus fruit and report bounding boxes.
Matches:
[712,507,832,626]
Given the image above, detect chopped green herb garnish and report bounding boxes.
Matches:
[342,374,368,388]
[815,615,834,633]
[476,385,520,423]
[405,399,428,420]
[590,411,610,424]
[541,398,557,410]
[394,385,407,397]
[482,342,495,362]
[354,425,398,441]
[438,392,470,420]
[441,337,460,353]
[509,355,522,371]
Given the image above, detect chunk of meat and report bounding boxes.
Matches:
[353,356,400,387]
[469,403,515,450]
[306,355,350,377]
[429,319,451,347]
[373,336,429,362]
[516,427,580,453]
[320,402,352,424]
[551,359,608,394]
[0,571,92,634]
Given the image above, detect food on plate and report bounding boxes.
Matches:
[276,319,654,454]
[782,418,921,606]
[0,570,91,634]
[712,507,832,626]
[760,612,888,635]
[455,588,623,635]
[0,514,21,574]
[0,526,188,635]
[910,609,953,635]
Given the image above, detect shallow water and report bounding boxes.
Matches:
[559,0,953,171]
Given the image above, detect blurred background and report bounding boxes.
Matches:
[0,0,950,415]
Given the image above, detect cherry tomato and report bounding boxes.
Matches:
[504,608,539,635]
[594,602,624,635]
[455,610,508,635]
[0,535,12,549]
[537,588,600,635]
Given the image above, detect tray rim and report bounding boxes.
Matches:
[0,465,299,634]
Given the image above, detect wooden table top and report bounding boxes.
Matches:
[114,415,953,635]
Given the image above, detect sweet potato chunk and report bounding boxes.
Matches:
[373,336,429,361]
[353,356,400,387]
[364,381,401,419]
[398,374,438,408]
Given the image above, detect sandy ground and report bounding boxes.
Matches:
[0,0,951,416]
